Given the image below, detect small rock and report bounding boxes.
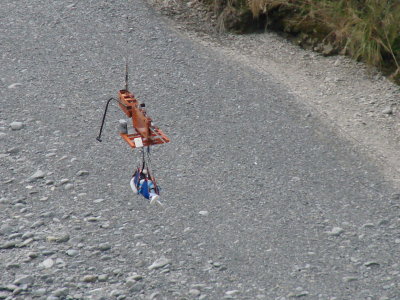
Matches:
[6,262,20,270]
[18,238,33,247]
[189,289,201,297]
[8,83,22,89]
[0,224,14,235]
[60,178,70,185]
[98,274,109,282]
[21,232,34,240]
[225,290,240,296]
[66,249,79,256]
[41,258,54,269]
[343,276,358,282]
[328,227,344,236]
[110,289,124,297]
[1,284,17,292]
[199,211,209,216]
[53,287,69,297]
[149,292,161,300]
[148,256,171,270]
[77,170,89,176]
[94,198,105,203]
[364,261,380,267]
[0,241,17,249]
[28,252,39,259]
[13,275,34,286]
[6,147,19,154]
[10,121,23,130]
[82,275,98,283]
[0,132,6,140]
[128,282,145,293]
[32,288,46,297]
[64,183,74,190]
[382,107,393,115]
[47,233,70,243]
[97,243,111,251]
[55,258,66,267]
[126,274,143,287]
[27,170,45,182]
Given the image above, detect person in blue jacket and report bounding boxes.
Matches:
[130,168,162,207]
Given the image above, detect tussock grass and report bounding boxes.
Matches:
[212,0,400,82]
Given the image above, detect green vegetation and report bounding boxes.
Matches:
[207,0,400,82]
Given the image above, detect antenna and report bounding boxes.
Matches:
[125,59,129,91]
[125,15,129,91]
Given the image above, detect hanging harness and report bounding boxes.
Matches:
[131,147,160,199]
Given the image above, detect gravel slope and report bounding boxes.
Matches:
[1,1,400,300]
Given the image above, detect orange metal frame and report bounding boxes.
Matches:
[118,90,170,148]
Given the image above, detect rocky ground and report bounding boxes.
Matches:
[147,0,400,187]
[1,1,400,300]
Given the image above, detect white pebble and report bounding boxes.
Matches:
[148,256,171,270]
[41,258,54,269]
[8,83,22,89]
[328,227,344,236]
[10,121,24,130]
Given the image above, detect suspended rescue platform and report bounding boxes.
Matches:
[117,89,170,148]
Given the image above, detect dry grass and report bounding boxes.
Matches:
[214,0,400,81]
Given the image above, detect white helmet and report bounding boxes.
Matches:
[142,169,148,175]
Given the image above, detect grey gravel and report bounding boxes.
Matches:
[1,0,400,299]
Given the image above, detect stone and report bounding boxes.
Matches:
[126,274,143,287]
[343,276,358,282]
[199,210,209,216]
[82,275,98,283]
[98,274,109,282]
[41,258,54,269]
[53,287,69,297]
[13,275,34,286]
[64,183,74,190]
[27,252,39,259]
[148,256,171,270]
[18,238,33,247]
[27,170,45,182]
[6,147,19,154]
[110,290,124,297]
[0,132,6,140]
[128,282,145,293]
[225,290,240,296]
[77,170,89,176]
[189,289,201,297]
[98,243,111,251]
[8,83,22,89]
[0,241,16,249]
[47,233,70,243]
[32,288,47,297]
[149,292,161,300]
[21,232,34,240]
[10,121,23,130]
[382,107,393,115]
[0,224,14,235]
[66,249,79,256]
[364,261,380,267]
[328,227,344,236]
